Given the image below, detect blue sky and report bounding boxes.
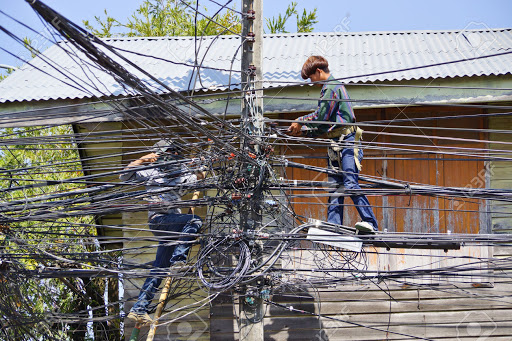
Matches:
[1,0,511,76]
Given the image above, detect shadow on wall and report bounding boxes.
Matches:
[265,287,329,341]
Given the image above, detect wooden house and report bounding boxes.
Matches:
[1,29,512,340]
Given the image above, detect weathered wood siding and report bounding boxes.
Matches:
[73,100,506,341]
[489,111,512,234]
[283,106,485,234]
[74,122,124,241]
[211,245,510,341]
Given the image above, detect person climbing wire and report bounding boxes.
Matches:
[120,139,204,324]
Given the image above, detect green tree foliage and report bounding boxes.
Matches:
[266,2,318,34]
[296,7,318,33]
[83,0,241,38]
[0,27,115,338]
[0,69,14,82]
[0,125,120,340]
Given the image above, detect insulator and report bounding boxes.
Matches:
[246,9,256,20]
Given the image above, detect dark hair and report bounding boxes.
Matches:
[301,56,329,79]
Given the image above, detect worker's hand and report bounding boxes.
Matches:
[196,171,206,180]
[287,122,303,136]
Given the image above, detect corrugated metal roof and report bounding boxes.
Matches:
[1,28,511,103]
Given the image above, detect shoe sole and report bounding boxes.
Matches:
[127,313,153,326]
[355,225,376,234]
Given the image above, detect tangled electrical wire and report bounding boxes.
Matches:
[0,1,512,340]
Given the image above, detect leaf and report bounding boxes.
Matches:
[297,8,318,33]
[84,0,240,38]
[266,2,316,34]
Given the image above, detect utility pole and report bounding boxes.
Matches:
[240,0,265,340]
[241,0,264,137]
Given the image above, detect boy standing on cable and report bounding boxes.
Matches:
[288,56,378,233]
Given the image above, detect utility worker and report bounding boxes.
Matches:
[120,140,204,325]
[288,56,378,233]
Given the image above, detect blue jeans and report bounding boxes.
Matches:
[327,133,378,230]
[131,213,202,314]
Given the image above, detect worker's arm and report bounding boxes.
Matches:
[119,153,159,181]
[288,88,334,137]
[188,170,206,215]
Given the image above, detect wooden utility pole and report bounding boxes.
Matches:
[240,0,265,340]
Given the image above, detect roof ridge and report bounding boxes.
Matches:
[263,28,512,37]
[91,27,512,42]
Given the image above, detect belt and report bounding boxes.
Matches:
[328,126,364,171]
[326,125,356,139]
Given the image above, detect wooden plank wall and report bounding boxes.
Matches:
[489,111,512,235]
[210,245,512,341]
[283,106,485,234]
[281,245,492,286]
[488,107,512,341]
[74,103,508,340]
[74,122,124,241]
